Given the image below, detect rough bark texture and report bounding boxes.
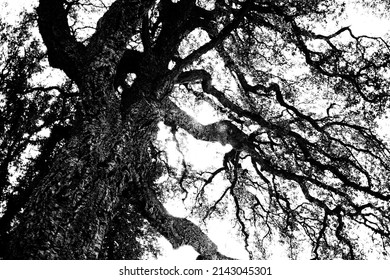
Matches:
[8,0,158,259]
[5,0,388,260]
[6,0,240,260]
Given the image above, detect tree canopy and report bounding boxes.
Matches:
[1,0,390,260]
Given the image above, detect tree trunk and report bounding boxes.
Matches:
[6,0,235,260]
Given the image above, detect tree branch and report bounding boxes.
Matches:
[129,172,234,259]
[162,98,248,150]
[172,1,252,74]
[37,0,86,83]
[87,0,155,56]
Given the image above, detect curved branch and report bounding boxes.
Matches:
[37,0,86,82]
[173,1,252,73]
[37,0,155,86]
[163,98,248,150]
[175,69,248,118]
[87,0,155,55]
[129,174,234,259]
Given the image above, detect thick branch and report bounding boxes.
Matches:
[129,175,234,259]
[87,0,155,56]
[37,0,86,82]
[163,98,247,150]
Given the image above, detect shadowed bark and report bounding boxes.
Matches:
[1,0,390,260]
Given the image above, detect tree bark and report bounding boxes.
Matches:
[6,0,238,260]
[8,0,157,259]
[0,0,236,260]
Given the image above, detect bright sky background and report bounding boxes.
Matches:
[1,0,390,260]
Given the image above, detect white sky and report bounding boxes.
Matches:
[1,0,37,22]
[1,0,390,260]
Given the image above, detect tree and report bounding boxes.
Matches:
[1,0,390,260]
